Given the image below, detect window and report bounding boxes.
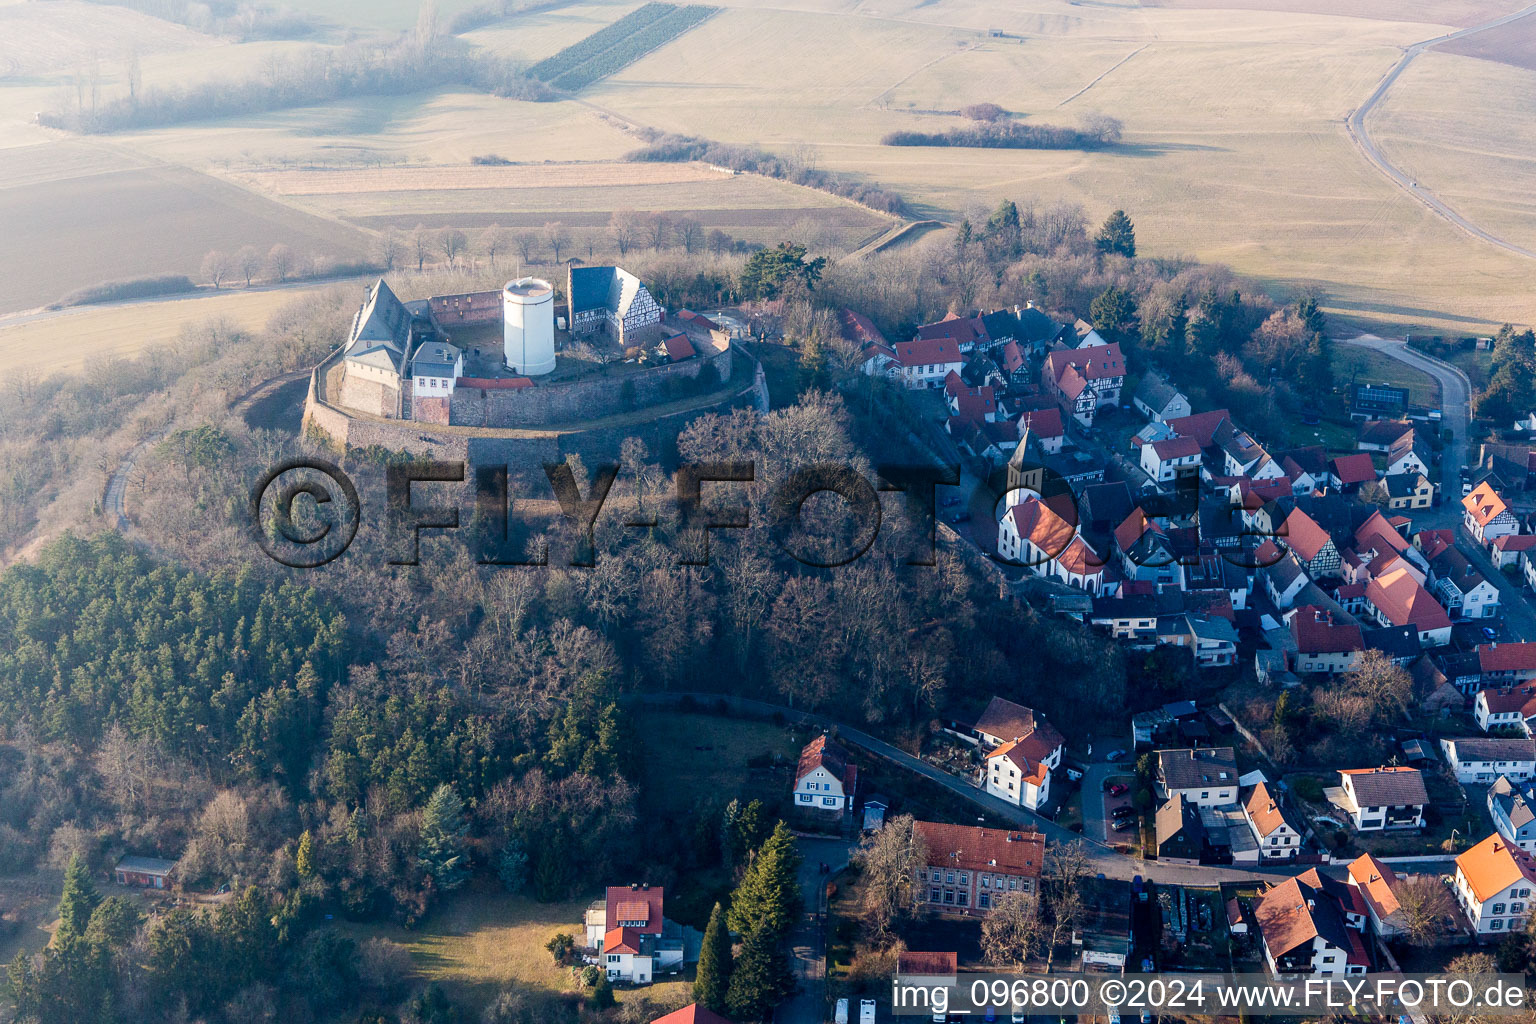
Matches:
[931,870,942,882]
[958,892,969,906]
[823,797,837,807]
[1201,792,1209,800]
[958,873,969,885]
[1494,903,1507,915]
[980,876,990,888]
[943,891,954,905]
[1492,919,1505,930]
[946,872,955,884]
[1322,955,1336,964]
[798,794,811,803]
[979,892,990,909]
[1513,902,1525,914]
[930,888,941,902]
[608,955,619,963]
[1009,878,1019,890]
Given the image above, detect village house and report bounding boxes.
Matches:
[1480,642,1536,689]
[1364,567,1453,646]
[1382,471,1435,511]
[1357,420,1415,453]
[894,336,964,389]
[1133,370,1192,424]
[584,884,698,984]
[114,855,176,889]
[1440,737,1536,784]
[1336,767,1428,831]
[1493,534,1536,569]
[1330,453,1378,493]
[1221,429,1282,480]
[652,1006,735,1024]
[1113,510,1185,589]
[1384,432,1433,478]
[1346,854,1405,938]
[1428,547,1500,620]
[1156,747,1238,806]
[912,821,1044,916]
[1254,870,1369,977]
[1288,606,1364,675]
[1490,776,1536,853]
[973,698,1064,813]
[1279,507,1342,578]
[1476,686,1536,733]
[1018,406,1066,455]
[793,735,856,812]
[943,370,998,425]
[1464,482,1521,547]
[1044,343,1125,427]
[1140,435,1203,483]
[1453,834,1536,937]
[1244,781,1305,860]
[970,697,1066,757]
[1155,794,1208,865]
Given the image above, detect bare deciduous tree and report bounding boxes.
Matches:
[481,224,508,269]
[981,890,1043,969]
[644,212,673,251]
[439,228,469,269]
[411,224,432,272]
[675,216,703,255]
[854,814,927,935]
[1395,873,1456,946]
[542,221,570,265]
[236,246,262,287]
[265,243,294,282]
[514,231,539,266]
[201,250,232,289]
[373,228,402,272]
[609,209,641,256]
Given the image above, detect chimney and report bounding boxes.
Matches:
[631,883,639,890]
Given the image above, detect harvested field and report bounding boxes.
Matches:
[1140,0,1524,27]
[0,161,372,315]
[0,282,345,377]
[0,0,210,78]
[237,161,730,195]
[1437,13,1536,69]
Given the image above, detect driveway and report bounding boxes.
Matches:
[778,836,854,1024]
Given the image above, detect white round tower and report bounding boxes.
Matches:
[503,277,556,376]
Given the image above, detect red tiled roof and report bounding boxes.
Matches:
[652,1005,737,1024]
[1347,854,1400,920]
[1019,406,1063,438]
[1113,508,1161,553]
[917,313,987,347]
[1167,409,1232,447]
[663,333,696,360]
[839,308,886,346]
[1355,510,1410,556]
[1282,508,1332,563]
[1479,643,1536,674]
[913,821,1044,877]
[1150,436,1202,461]
[1495,535,1536,552]
[1332,453,1377,485]
[1366,568,1450,632]
[1291,605,1364,654]
[1479,686,1536,714]
[795,734,852,786]
[1457,834,1536,903]
[1464,482,1511,527]
[1000,341,1025,374]
[894,337,961,368]
[1045,343,1124,384]
[604,926,643,954]
[1006,498,1076,559]
[604,885,664,935]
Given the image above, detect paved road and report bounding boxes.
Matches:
[1339,332,1470,494]
[1457,523,1536,641]
[1346,2,1536,262]
[103,436,160,530]
[779,837,853,1024]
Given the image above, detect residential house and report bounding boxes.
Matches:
[1288,606,1364,675]
[1490,776,1536,853]
[586,884,665,948]
[914,311,988,353]
[1089,593,1160,642]
[1481,643,1536,689]
[1440,737,1536,784]
[1492,534,1536,569]
[1464,483,1521,547]
[1475,686,1536,732]
[567,266,665,346]
[1365,567,1453,646]
[1186,614,1240,668]
[1337,767,1428,831]
[1133,371,1192,423]
[1281,507,1342,578]
[1261,549,1311,610]
[1330,453,1378,493]
[998,497,1106,594]
[1167,409,1233,453]
[1385,432,1433,478]
[793,735,857,812]
[1221,429,1283,480]
[1254,870,1369,977]
[1346,854,1405,938]
[1141,435,1203,483]
[1155,793,1207,865]
[1428,547,1500,620]
[973,698,1064,813]
[114,856,176,889]
[1113,510,1185,589]
[1382,472,1434,510]
[1357,420,1415,453]
[1156,747,1239,806]
[587,885,698,984]
[913,822,1044,915]
[893,337,963,390]
[1362,624,1423,665]
[1018,406,1065,455]
[943,371,998,425]
[971,697,1066,760]
[1044,343,1125,427]
[652,1006,735,1024]
[985,739,1052,811]
[1244,782,1305,860]
[1453,833,1536,937]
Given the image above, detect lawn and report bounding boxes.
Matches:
[338,881,691,1013]
[1333,345,1441,408]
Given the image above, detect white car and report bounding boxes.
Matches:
[860,998,877,1023]
[835,997,849,1024]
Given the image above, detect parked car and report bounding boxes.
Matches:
[1106,749,1127,762]
[1106,782,1128,796]
[1112,817,1138,832]
[861,999,876,1024]
[948,511,971,524]
[940,496,963,507]
[836,998,849,1024]
[1464,481,1474,496]
[1484,626,1498,639]
[1112,805,1138,819]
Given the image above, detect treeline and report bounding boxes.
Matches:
[540,4,718,91]
[50,274,195,310]
[42,36,553,134]
[627,131,910,215]
[882,115,1122,150]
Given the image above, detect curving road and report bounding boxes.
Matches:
[1346,3,1536,261]
[1338,332,1470,491]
